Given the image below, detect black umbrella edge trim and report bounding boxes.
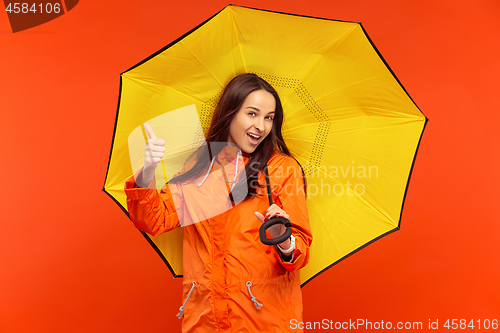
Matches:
[102,188,129,217]
[396,117,429,229]
[106,4,431,285]
[300,227,400,288]
[301,118,429,288]
[100,188,182,279]
[122,6,228,74]
[139,230,183,279]
[300,23,430,288]
[123,4,362,75]
[102,76,181,279]
[102,75,123,192]
[359,23,429,121]
[228,4,361,25]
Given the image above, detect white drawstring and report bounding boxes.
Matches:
[230,149,241,191]
[198,156,216,187]
[198,148,241,191]
[246,281,263,310]
[176,281,197,319]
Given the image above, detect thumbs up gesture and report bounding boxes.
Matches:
[137,123,165,188]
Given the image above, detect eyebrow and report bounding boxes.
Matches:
[246,106,275,114]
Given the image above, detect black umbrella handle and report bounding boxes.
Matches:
[259,164,293,246]
[259,216,293,245]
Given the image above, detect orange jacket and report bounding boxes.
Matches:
[125,146,312,332]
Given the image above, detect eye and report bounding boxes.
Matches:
[266,115,274,120]
[248,112,256,116]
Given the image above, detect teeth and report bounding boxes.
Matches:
[248,133,260,139]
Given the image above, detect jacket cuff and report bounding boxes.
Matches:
[276,246,295,262]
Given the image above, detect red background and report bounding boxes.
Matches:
[1,0,499,332]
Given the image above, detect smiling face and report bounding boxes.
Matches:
[227,89,276,153]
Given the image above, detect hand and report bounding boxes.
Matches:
[254,204,291,249]
[137,122,165,187]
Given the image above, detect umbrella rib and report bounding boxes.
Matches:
[180,41,225,89]
[230,7,248,72]
[280,24,359,104]
[124,75,217,109]
[353,190,397,227]
[284,75,383,121]
[283,113,423,132]
[333,106,424,119]
[307,165,397,226]
[123,75,176,97]
[291,138,406,175]
[312,76,380,104]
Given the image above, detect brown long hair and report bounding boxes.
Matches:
[169,73,305,202]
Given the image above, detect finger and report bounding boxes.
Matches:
[263,209,275,221]
[146,157,163,164]
[145,151,164,159]
[266,206,289,220]
[275,211,289,219]
[144,147,164,164]
[254,211,265,223]
[143,122,157,139]
[146,139,165,153]
[265,205,280,217]
[265,204,279,215]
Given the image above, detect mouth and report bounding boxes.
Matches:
[247,133,261,145]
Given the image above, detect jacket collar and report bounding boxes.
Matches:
[216,145,249,165]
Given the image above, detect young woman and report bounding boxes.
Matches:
[125,73,312,333]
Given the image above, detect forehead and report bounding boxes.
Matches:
[241,90,276,110]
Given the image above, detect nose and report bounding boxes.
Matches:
[254,116,265,132]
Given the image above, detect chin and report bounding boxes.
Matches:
[241,146,256,154]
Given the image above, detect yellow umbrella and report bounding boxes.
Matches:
[103,4,428,286]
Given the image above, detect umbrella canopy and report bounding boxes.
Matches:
[103,4,428,286]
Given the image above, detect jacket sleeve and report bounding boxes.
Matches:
[124,168,184,237]
[272,156,313,272]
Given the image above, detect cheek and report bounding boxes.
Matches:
[230,115,246,137]
[228,121,238,142]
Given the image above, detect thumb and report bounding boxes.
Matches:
[143,122,157,139]
[254,211,265,223]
